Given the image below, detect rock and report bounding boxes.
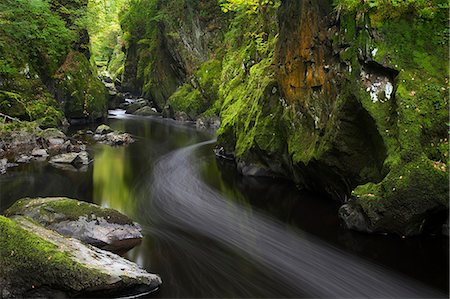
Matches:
[174,111,190,122]
[39,128,66,140]
[134,106,161,116]
[196,116,221,131]
[0,216,161,298]
[15,155,31,164]
[339,203,373,234]
[31,148,49,157]
[0,158,7,174]
[50,151,89,166]
[105,132,134,146]
[126,100,148,114]
[95,124,114,135]
[48,138,65,146]
[5,197,143,254]
[94,130,134,146]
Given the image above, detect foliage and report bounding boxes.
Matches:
[0,0,76,77]
[334,0,447,20]
[220,0,279,13]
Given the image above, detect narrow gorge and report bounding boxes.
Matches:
[0,0,448,297]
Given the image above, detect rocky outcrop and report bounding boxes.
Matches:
[121,0,226,115]
[215,0,448,236]
[5,197,143,254]
[0,215,161,298]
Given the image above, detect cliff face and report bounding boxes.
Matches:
[0,0,107,127]
[120,0,226,113]
[119,0,448,236]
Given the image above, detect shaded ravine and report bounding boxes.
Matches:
[147,139,445,298]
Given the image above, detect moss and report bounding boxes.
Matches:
[353,155,448,235]
[55,51,107,121]
[0,216,109,294]
[5,197,134,225]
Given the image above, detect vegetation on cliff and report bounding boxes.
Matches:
[0,0,107,129]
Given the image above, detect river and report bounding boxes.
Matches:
[0,112,448,298]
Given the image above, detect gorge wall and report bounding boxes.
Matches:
[118,0,448,236]
[0,0,107,126]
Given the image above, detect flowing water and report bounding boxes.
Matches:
[0,112,448,298]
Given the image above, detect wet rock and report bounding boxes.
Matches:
[339,203,373,233]
[5,197,143,254]
[174,111,190,122]
[31,148,49,157]
[134,106,161,116]
[95,124,114,135]
[0,158,7,174]
[15,155,32,164]
[93,126,134,146]
[0,215,161,298]
[48,138,65,146]
[196,117,221,131]
[126,99,148,114]
[50,151,89,166]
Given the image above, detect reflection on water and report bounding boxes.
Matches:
[0,115,448,298]
[93,146,134,215]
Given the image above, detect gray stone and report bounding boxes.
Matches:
[31,148,49,157]
[339,203,373,233]
[0,158,7,174]
[16,155,31,164]
[6,197,144,254]
[134,106,161,116]
[95,124,114,135]
[50,151,89,165]
[1,215,161,298]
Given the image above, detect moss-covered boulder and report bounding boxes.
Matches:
[5,197,143,253]
[0,215,161,298]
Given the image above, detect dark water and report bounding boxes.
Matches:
[0,112,448,298]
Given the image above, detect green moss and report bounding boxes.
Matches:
[167,84,204,119]
[5,197,134,225]
[55,51,107,121]
[0,216,108,293]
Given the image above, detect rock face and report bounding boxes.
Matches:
[0,215,161,298]
[117,0,448,235]
[5,197,143,254]
[215,0,449,236]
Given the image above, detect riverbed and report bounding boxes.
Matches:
[0,112,448,297]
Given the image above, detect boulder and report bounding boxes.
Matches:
[125,100,148,114]
[95,124,114,135]
[134,106,161,116]
[31,148,48,157]
[5,197,143,254]
[50,151,89,166]
[0,216,161,298]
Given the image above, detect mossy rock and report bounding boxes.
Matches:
[5,197,144,254]
[0,215,161,298]
[55,51,107,123]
